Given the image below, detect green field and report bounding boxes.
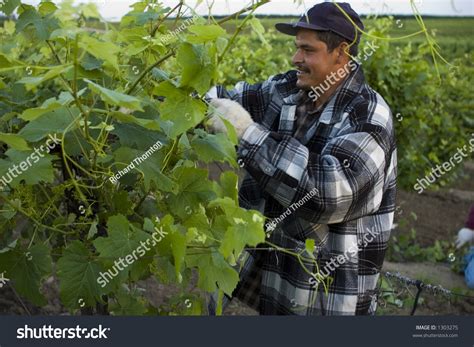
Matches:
[223,16,474,58]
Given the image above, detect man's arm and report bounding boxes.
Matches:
[205,72,292,125]
[237,110,396,230]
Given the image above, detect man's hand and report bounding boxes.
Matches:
[207,99,254,139]
[455,227,474,249]
[119,107,133,114]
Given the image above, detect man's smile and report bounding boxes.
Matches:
[296,66,311,76]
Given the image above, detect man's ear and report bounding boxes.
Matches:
[335,42,350,64]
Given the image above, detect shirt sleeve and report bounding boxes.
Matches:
[237,119,395,227]
[205,74,283,125]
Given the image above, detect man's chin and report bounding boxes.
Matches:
[296,79,311,91]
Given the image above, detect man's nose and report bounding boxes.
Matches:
[292,49,304,66]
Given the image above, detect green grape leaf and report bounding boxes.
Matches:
[177,43,215,95]
[80,53,103,71]
[0,244,52,306]
[220,116,238,145]
[109,111,160,131]
[154,81,206,139]
[79,36,120,71]
[85,79,143,111]
[191,130,237,166]
[92,215,156,283]
[150,215,189,282]
[57,241,105,309]
[112,122,167,149]
[208,197,265,259]
[0,149,56,188]
[0,53,13,68]
[15,8,60,40]
[216,171,239,203]
[38,1,57,16]
[93,215,152,271]
[0,0,21,16]
[112,146,178,192]
[248,17,268,45]
[20,91,74,121]
[151,257,177,285]
[182,204,210,231]
[0,133,30,150]
[131,10,160,26]
[17,65,73,90]
[109,288,148,315]
[185,252,239,295]
[87,221,99,240]
[167,167,216,219]
[305,239,315,256]
[77,2,100,19]
[18,106,79,142]
[186,24,227,43]
[169,228,186,281]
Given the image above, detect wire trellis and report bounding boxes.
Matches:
[380,271,474,315]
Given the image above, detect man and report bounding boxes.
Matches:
[206,2,397,315]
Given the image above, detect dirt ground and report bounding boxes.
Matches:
[395,162,474,247]
[1,163,473,316]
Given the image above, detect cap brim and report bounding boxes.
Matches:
[275,22,329,36]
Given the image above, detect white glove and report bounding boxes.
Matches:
[455,227,474,249]
[207,99,254,139]
[119,107,133,114]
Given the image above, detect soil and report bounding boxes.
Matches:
[394,163,474,247]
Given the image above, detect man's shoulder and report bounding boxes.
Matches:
[264,70,298,89]
[263,70,299,98]
[268,70,298,84]
[349,83,394,131]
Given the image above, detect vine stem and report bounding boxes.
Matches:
[264,240,328,293]
[217,6,256,65]
[217,0,270,25]
[0,194,74,234]
[72,34,91,142]
[151,1,184,37]
[133,189,151,213]
[38,184,62,216]
[126,51,175,95]
[331,0,452,81]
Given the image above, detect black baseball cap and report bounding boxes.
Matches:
[275,2,364,43]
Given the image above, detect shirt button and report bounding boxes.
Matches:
[264,167,271,173]
[241,149,249,156]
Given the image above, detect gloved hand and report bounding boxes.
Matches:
[119,107,133,114]
[206,98,254,139]
[455,227,474,249]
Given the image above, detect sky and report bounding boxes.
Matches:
[19,0,474,21]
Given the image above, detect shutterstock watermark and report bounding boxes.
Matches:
[0,134,61,191]
[97,222,167,288]
[17,325,110,339]
[414,133,474,194]
[265,188,319,232]
[308,227,380,287]
[109,140,163,184]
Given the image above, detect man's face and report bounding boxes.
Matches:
[292,29,341,90]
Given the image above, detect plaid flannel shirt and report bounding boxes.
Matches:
[206,63,397,315]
